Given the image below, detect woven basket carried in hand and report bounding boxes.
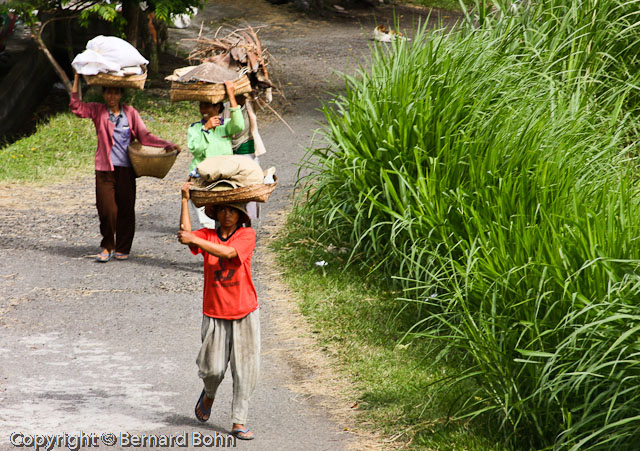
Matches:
[189,176,278,207]
[170,75,252,103]
[128,141,178,178]
[83,66,147,90]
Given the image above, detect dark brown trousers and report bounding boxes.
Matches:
[95,167,136,254]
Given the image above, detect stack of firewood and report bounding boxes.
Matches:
[168,25,291,134]
[185,26,274,102]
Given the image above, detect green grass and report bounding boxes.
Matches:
[0,87,195,183]
[402,0,473,11]
[0,112,96,182]
[289,1,640,449]
[273,214,510,450]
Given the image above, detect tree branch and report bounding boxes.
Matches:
[39,13,78,36]
[30,23,72,94]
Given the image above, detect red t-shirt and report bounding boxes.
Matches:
[191,227,258,319]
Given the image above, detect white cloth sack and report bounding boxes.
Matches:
[196,155,264,190]
[72,36,148,75]
[71,49,120,75]
[245,99,266,156]
[171,14,191,28]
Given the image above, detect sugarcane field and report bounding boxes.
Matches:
[1,0,640,450]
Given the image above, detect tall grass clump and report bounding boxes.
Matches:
[296,1,640,449]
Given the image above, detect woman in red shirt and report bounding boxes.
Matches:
[177,182,259,441]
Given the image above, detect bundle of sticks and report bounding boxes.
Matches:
[186,25,274,103]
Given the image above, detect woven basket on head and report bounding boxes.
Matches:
[83,66,147,90]
[128,141,178,178]
[170,75,252,103]
[189,175,278,208]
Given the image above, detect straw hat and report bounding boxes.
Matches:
[205,203,251,227]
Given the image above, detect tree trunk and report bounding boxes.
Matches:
[121,0,141,46]
[156,18,169,53]
[141,11,159,74]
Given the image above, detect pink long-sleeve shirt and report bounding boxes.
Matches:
[70,92,175,171]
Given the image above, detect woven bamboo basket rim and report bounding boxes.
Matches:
[83,66,147,90]
[128,141,178,178]
[189,175,278,207]
[170,75,252,103]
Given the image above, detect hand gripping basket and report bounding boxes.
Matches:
[128,141,178,178]
[189,176,278,208]
[83,66,148,90]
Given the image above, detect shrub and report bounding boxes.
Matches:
[296,1,640,448]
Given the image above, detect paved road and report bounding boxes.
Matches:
[0,2,441,450]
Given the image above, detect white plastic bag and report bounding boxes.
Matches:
[170,7,197,29]
[72,35,148,75]
[71,48,121,75]
[87,36,148,67]
[171,14,190,28]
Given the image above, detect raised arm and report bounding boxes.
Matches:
[223,80,244,136]
[69,73,97,119]
[179,182,193,233]
[224,80,237,108]
[176,183,238,259]
[72,73,81,97]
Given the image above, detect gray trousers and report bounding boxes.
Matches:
[197,310,261,424]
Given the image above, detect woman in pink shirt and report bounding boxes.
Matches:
[70,73,179,262]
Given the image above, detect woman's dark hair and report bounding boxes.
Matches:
[202,101,224,114]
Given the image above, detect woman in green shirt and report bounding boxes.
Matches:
[188,81,244,171]
[188,80,245,228]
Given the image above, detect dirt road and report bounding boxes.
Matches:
[0,2,447,450]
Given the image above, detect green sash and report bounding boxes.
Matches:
[234,140,255,155]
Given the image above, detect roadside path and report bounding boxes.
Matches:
[0,2,441,450]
